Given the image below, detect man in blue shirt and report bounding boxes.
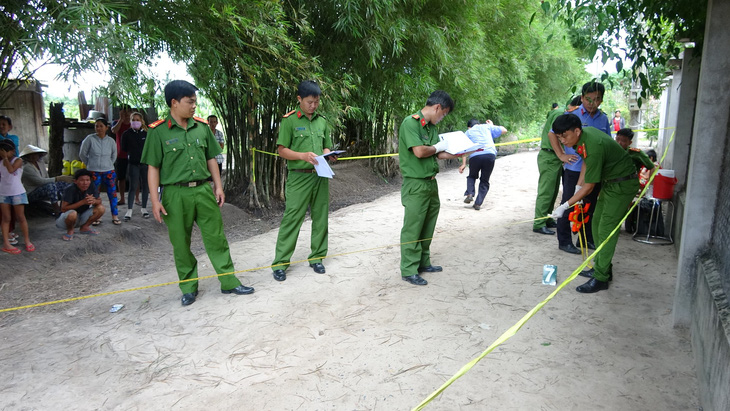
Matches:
[574,81,611,136]
[459,119,507,210]
[552,82,609,253]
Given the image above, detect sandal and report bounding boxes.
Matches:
[79,228,99,235]
[2,247,21,255]
[92,220,102,226]
[112,218,122,225]
[62,234,73,241]
[25,243,35,252]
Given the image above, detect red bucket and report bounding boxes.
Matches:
[653,173,677,200]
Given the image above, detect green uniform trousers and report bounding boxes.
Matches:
[591,179,640,282]
[162,184,241,294]
[534,150,563,229]
[273,171,329,271]
[400,178,440,276]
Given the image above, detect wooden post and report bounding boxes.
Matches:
[48,102,65,177]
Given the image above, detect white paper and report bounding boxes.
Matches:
[438,131,484,155]
[314,155,335,178]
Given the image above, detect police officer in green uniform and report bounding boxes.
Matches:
[142,80,254,306]
[398,90,457,286]
[550,114,640,293]
[271,80,335,282]
[533,98,581,234]
[614,128,656,172]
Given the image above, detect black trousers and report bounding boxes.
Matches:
[557,169,600,246]
[464,154,496,206]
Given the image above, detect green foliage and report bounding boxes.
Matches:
[544,0,707,104]
[7,0,596,208]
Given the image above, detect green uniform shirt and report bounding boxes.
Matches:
[541,109,562,150]
[141,116,221,186]
[626,147,655,173]
[575,127,636,184]
[398,111,439,178]
[276,110,332,170]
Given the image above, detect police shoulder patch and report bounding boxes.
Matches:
[193,116,208,124]
[411,114,420,120]
[629,147,641,152]
[148,119,165,129]
[283,109,297,118]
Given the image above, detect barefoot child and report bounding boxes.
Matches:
[0,140,34,254]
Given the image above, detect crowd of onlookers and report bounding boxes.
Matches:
[0,108,225,254]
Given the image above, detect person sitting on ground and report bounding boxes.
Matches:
[458,118,507,210]
[55,169,105,240]
[1,140,34,254]
[79,118,121,225]
[20,145,74,213]
[120,112,150,220]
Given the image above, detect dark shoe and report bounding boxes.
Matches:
[546,219,557,228]
[273,269,286,281]
[473,204,481,210]
[181,290,198,306]
[579,268,613,281]
[402,274,428,285]
[559,243,581,254]
[309,262,326,274]
[464,195,473,204]
[533,227,555,235]
[579,268,594,278]
[576,278,609,293]
[418,265,443,273]
[222,284,255,295]
[587,242,596,250]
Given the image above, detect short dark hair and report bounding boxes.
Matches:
[568,96,582,107]
[0,139,15,152]
[552,113,582,135]
[646,149,657,162]
[95,118,109,127]
[467,118,480,128]
[615,110,621,114]
[74,169,93,180]
[164,80,198,107]
[297,80,321,98]
[0,115,12,126]
[581,81,605,98]
[426,90,455,112]
[551,102,559,109]
[207,115,218,121]
[616,128,634,140]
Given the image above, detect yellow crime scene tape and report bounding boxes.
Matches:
[2,132,676,409]
[412,130,675,410]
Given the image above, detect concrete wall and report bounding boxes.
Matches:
[692,257,730,411]
[667,48,701,251]
[0,81,47,149]
[674,1,730,410]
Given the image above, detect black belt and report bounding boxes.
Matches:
[291,169,315,173]
[541,148,554,152]
[171,179,208,187]
[604,173,638,184]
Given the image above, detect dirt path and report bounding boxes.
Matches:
[0,151,697,410]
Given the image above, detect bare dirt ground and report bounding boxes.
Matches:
[0,151,697,410]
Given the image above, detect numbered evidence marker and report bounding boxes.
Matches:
[542,264,557,286]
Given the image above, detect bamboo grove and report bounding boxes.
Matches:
[5,0,590,208]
